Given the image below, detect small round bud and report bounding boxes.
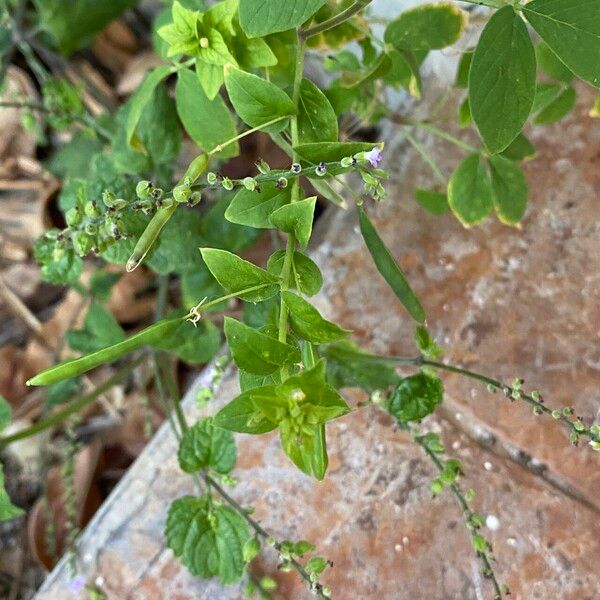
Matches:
[84,200,100,218]
[84,222,97,235]
[151,187,163,200]
[136,180,152,199]
[551,409,561,420]
[102,191,116,207]
[207,172,218,185]
[199,37,209,48]
[532,406,542,415]
[173,185,191,203]
[222,177,234,191]
[340,156,353,168]
[255,158,270,174]
[573,420,585,432]
[315,162,327,176]
[243,177,257,191]
[65,207,82,227]
[291,162,302,174]
[276,177,288,189]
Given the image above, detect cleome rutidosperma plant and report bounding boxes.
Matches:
[0,0,599,598]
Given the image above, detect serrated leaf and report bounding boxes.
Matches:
[384,3,467,51]
[447,153,493,226]
[388,372,443,422]
[200,248,280,302]
[523,0,600,88]
[165,495,249,583]
[0,464,24,521]
[269,197,316,249]
[67,302,125,354]
[178,418,236,474]
[0,396,11,432]
[225,68,295,132]
[488,155,528,225]
[298,79,338,144]
[282,291,349,344]
[224,317,301,375]
[358,207,426,323]
[238,0,325,37]
[175,69,238,158]
[225,183,291,229]
[154,315,221,364]
[267,250,323,297]
[469,6,536,154]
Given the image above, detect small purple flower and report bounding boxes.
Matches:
[365,147,383,168]
[68,575,86,595]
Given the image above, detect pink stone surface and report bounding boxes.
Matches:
[36,86,600,600]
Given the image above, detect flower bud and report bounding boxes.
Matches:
[315,162,327,176]
[136,180,152,199]
[276,177,288,189]
[243,177,257,191]
[84,200,100,218]
[255,158,270,174]
[291,162,302,174]
[65,207,82,227]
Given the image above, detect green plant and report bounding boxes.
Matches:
[1,0,599,598]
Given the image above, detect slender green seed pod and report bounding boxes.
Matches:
[126,202,177,272]
[27,318,184,386]
[126,153,209,272]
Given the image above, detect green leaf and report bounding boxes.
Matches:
[535,41,574,83]
[238,0,325,37]
[298,79,338,144]
[269,197,316,249]
[165,495,249,583]
[343,53,391,90]
[225,182,291,229]
[33,0,137,55]
[224,317,301,375]
[0,396,11,432]
[414,189,449,215]
[154,316,221,364]
[214,388,279,434]
[447,154,493,227]
[175,69,238,158]
[455,51,473,89]
[0,464,24,521]
[533,87,576,125]
[458,97,472,127]
[358,207,426,323]
[488,155,528,225]
[279,420,328,480]
[532,82,563,113]
[469,6,536,154]
[200,197,262,254]
[225,68,295,132]
[66,302,125,354]
[267,250,323,297]
[89,270,121,302]
[523,0,600,88]
[34,235,83,285]
[45,378,80,408]
[384,49,423,97]
[200,248,280,302]
[178,418,236,474]
[125,66,173,151]
[239,369,281,393]
[500,133,536,162]
[45,131,104,179]
[384,3,467,51]
[196,60,225,100]
[320,341,400,392]
[180,263,224,311]
[282,292,349,344]
[388,372,443,421]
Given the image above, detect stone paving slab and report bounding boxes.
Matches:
[36,85,600,599]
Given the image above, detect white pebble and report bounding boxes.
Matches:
[394,544,403,552]
[486,515,500,531]
[483,461,493,471]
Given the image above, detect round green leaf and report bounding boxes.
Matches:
[388,372,443,422]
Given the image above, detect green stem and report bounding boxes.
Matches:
[382,355,599,445]
[277,35,306,378]
[301,0,374,39]
[400,423,503,600]
[458,0,506,8]
[0,357,144,447]
[208,115,289,156]
[404,131,447,185]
